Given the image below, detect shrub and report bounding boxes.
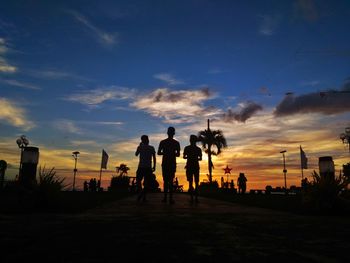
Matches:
[302,170,350,213]
[109,175,130,192]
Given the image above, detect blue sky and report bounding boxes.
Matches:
[1,0,350,190]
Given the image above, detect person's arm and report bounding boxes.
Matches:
[157,141,163,155]
[135,145,140,156]
[198,148,202,161]
[183,147,187,159]
[175,142,180,157]
[152,150,156,172]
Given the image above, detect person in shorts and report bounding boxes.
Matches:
[157,127,180,204]
[135,135,156,202]
[183,134,202,203]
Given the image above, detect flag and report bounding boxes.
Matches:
[300,146,308,169]
[101,149,109,169]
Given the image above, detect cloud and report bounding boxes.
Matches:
[258,15,280,36]
[0,79,40,90]
[274,82,350,117]
[0,38,17,73]
[53,119,83,134]
[153,73,184,86]
[222,101,263,123]
[131,88,219,123]
[26,69,90,81]
[0,97,35,130]
[65,86,135,107]
[294,0,319,22]
[67,10,118,47]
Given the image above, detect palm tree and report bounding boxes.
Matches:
[116,163,130,176]
[198,119,227,183]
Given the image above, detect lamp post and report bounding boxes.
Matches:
[280,150,287,193]
[16,135,29,179]
[339,127,350,153]
[72,151,80,191]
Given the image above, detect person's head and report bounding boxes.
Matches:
[141,135,149,145]
[190,134,197,145]
[167,126,175,137]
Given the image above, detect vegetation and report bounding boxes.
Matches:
[0,159,7,189]
[198,119,227,183]
[302,170,350,213]
[116,163,130,176]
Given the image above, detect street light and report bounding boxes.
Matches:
[280,150,287,193]
[339,127,350,153]
[72,151,80,191]
[16,135,29,178]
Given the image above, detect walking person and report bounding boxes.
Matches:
[135,135,156,202]
[158,127,180,204]
[237,173,247,194]
[183,135,202,203]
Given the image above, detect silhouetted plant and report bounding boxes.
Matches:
[198,119,227,183]
[0,160,7,189]
[38,166,67,192]
[116,163,130,176]
[109,175,130,191]
[302,170,350,212]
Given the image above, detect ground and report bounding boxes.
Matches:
[0,193,349,262]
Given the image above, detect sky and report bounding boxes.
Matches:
[1,0,350,191]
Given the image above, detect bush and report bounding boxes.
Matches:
[302,170,350,213]
[109,175,130,192]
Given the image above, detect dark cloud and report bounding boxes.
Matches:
[222,101,263,123]
[274,85,350,117]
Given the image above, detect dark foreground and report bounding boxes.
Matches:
[1,193,349,262]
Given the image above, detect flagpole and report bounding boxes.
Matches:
[300,145,304,180]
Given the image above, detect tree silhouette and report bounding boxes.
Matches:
[0,160,7,189]
[198,119,227,183]
[116,163,130,176]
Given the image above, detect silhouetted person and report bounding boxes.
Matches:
[183,134,202,203]
[97,180,101,192]
[83,181,89,192]
[237,173,247,194]
[158,127,180,204]
[136,135,156,202]
[89,178,94,192]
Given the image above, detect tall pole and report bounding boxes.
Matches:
[280,150,287,193]
[72,151,79,191]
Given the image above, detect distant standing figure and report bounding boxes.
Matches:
[183,134,202,203]
[83,181,88,192]
[237,173,247,194]
[135,135,156,202]
[158,127,180,204]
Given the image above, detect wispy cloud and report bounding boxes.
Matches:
[67,10,118,47]
[26,69,90,81]
[294,0,319,23]
[0,38,17,73]
[64,86,135,107]
[0,79,40,90]
[153,73,184,86]
[300,80,320,87]
[131,88,219,123]
[0,97,35,130]
[207,67,230,74]
[52,119,83,134]
[258,15,280,36]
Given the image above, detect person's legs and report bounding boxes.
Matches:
[194,170,199,202]
[136,169,144,201]
[169,173,175,204]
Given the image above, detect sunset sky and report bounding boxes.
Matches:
[1,0,350,190]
